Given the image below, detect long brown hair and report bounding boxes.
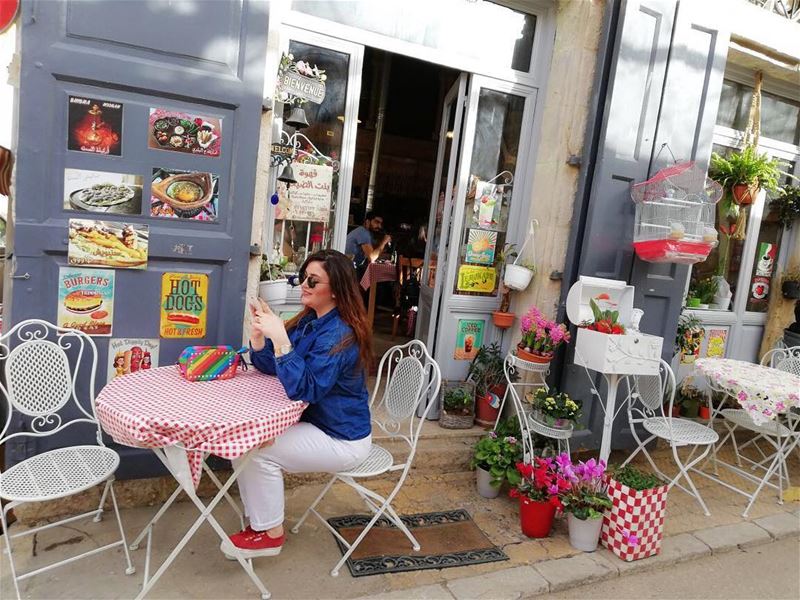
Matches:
[285,249,373,370]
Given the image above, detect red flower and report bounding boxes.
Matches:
[509,488,520,499]
[194,118,203,125]
[548,496,563,510]
[611,324,624,335]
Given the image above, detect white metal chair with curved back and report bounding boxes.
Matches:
[290,339,441,576]
[0,320,135,599]
[620,358,719,516]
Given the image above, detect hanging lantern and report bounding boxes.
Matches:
[277,164,297,186]
[285,107,309,129]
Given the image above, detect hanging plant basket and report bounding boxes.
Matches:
[732,183,759,206]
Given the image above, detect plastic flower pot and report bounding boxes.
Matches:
[476,392,501,428]
[258,279,288,304]
[567,513,603,552]
[504,264,534,291]
[476,467,500,499]
[516,346,553,364]
[699,405,711,420]
[519,497,556,538]
[686,297,701,308]
[492,311,516,329]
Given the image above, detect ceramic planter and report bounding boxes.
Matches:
[519,497,556,538]
[258,279,288,304]
[516,346,552,364]
[492,311,515,329]
[567,513,603,552]
[476,467,500,499]
[504,264,534,291]
[782,280,800,300]
[732,183,758,206]
[476,391,502,428]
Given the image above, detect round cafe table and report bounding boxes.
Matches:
[359,261,398,330]
[96,366,306,600]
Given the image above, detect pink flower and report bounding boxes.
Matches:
[737,391,748,403]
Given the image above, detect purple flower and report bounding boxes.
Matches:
[547,484,559,495]
[623,531,639,546]
[489,431,498,439]
[738,391,748,403]
[505,436,517,444]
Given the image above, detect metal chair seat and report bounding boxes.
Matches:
[721,409,794,438]
[0,445,119,503]
[337,444,394,478]
[643,417,719,446]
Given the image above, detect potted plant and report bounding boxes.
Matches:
[258,252,289,304]
[517,305,571,364]
[689,277,717,310]
[529,388,582,431]
[557,454,612,552]
[508,456,568,538]
[771,185,800,229]
[601,465,668,561]
[492,244,519,328]
[467,343,510,427]
[709,147,783,206]
[782,268,800,300]
[677,379,703,418]
[581,299,625,335]
[439,380,476,429]
[470,424,523,498]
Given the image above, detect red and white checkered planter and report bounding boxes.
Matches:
[601,477,668,561]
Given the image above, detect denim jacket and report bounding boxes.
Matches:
[250,308,371,441]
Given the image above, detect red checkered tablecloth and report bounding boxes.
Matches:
[96,366,306,487]
[360,261,397,290]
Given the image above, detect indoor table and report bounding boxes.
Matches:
[359,261,397,329]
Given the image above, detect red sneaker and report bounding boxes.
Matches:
[220,526,284,560]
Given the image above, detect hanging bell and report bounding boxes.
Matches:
[277,164,297,186]
[285,106,309,129]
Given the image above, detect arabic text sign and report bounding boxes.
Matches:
[276,162,333,223]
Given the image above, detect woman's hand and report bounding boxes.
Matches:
[251,299,290,347]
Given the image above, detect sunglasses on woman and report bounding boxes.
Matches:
[299,273,330,289]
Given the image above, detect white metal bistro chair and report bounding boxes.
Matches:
[620,358,719,516]
[290,339,441,576]
[0,320,135,599]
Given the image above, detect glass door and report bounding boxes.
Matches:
[417,75,468,354]
[266,26,363,271]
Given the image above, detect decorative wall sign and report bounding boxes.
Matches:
[57,267,115,336]
[275,53,327,105]
[64,168,143,215]
[68,219,148,269]
[680,325,704,364]
[160,272,208,338]
[754,242,776,277]
[107,338,159,384]
[67,96,123,156]
[148,108,222,157]
[473,180,500,229]
[275,162,333,222]
[150,167,219,221]
[465,229,497,265]
[705,328,727,359]
[454,319,485,361]
[456,265,496,293]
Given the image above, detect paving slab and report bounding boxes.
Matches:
[360,584,454,600]
[445,566,549,599]
[693,521,773,552]
[532,552,617,592]
[753,511,800,539]
[595,532,711,576]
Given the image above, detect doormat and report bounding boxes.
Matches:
[327,508,508,577]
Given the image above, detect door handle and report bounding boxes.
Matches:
[11,272,30,280]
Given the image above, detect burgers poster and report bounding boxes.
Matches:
[57,267,115,336]
[160,272,208,338]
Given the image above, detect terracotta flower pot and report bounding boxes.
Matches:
[699,405,711,420]
[492,311,515,329]
[732,183,758,206]
[519,497,556,538]
[516,346,553,364]
[476,393,501,428]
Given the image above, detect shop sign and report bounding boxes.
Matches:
[68,219,149,269]
[275,162,333,223]
[465,229,497,265]
[160,273,208,338]
[107,338,159,384]
[57,267,115,336]
[456,265,496,293]
[271,143,295,163]
[454,319,485,361]
[275,53,326,105]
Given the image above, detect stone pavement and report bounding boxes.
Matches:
[1,443,799,599]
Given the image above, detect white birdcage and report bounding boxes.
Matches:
[630,162,723,264]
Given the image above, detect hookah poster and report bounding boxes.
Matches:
[67,95,123,156]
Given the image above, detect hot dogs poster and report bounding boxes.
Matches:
[107,338,159,384]
[160,272,208,338]
[57,267,115,336]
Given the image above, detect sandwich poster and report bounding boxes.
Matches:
[68,219,149,269]
[160,272,208,338]
[57,267,115,336]
[107,338,159,384]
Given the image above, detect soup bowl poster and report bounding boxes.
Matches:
[160,273,208,338]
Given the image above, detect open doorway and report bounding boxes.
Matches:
[347,49,459,358]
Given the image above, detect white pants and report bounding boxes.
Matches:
[233,421,371,530]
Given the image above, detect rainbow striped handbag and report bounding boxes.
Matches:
[177,345,248,382]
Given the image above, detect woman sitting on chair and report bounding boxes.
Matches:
[222,249,373,559]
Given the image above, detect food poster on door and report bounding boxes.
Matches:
[456,265,496,294]
[465,229,497,265]
[68,219,148,269]
[703,328,728,359]
[64,168,143,215]
[107,338,159,384]
[275,162,333,223]
[150,168,219,221]
[148,108,221,157]
[57,267,115,336]
[67,96,123,156]
[454,319,485,360]
[160,273,208,338]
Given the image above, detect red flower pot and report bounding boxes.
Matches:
[476,393,500,428]
[516,346,553,364]
[699,405,711,420]
[519,497,556,538]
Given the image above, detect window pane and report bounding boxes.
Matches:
[427,102,458,289]
[716,79,800,145]
[293,0,536,73]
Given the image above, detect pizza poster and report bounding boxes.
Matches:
[107,338,159,384]
[454,319,485,361]
[148,108,221,157]
[67,96,123,156]
[160,273,208,338]
[57,267,115,336]
[68,219,149,269]
[465,229,497,265]
[456,264,496,293]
